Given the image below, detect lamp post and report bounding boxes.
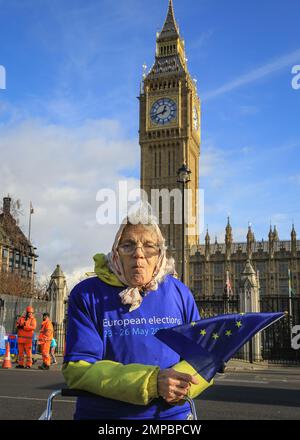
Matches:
[0,298,4,327]
[177,163,191,284]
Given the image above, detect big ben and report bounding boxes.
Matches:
[139,0,200,279]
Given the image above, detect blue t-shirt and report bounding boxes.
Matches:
[64,275,201,420]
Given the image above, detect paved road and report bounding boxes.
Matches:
[198,369,300,420]
[0,363,299,420]
[0,365,75,420]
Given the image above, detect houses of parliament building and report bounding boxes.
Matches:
[139,1,300,299]
[189,221,300,299]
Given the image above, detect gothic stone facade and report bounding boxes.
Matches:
[189,220,300,300]
[0,196,37,288]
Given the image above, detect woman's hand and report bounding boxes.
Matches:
[157,368,199,404]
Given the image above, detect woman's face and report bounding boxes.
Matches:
[118,224,160,287]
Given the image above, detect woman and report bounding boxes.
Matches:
[63,206,212,420]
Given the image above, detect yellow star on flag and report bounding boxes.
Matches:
[190,322,196,327]
[236,320,242,328]
[240,313,246,316]
[225,330,232,337]
[200,329,206,336]
[212,333,219,340]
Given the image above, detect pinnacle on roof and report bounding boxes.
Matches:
[242,259,256,276]
[51,264,65,279]
[268,225,273,240]
[205,228,210,244]
[225,216,232,232]
[273,225,279,241]
[247,224,254,240]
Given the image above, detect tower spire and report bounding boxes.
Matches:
[158,0,180,40]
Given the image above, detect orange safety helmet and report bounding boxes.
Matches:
[26,306,34,313]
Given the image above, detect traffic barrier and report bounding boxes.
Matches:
[2,341,12,369]
[8,335,18,355]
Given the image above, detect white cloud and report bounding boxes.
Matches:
[289,174,300,185]
[200,142,228,178]
[239,105,259,116]
[271,213,290,224]
[0,117,140,289]
[188,29,215,52]
[240,146,253,155]
[233,227,250,242]
[202,48,300,101]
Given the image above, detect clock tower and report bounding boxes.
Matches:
[139,0,200,279]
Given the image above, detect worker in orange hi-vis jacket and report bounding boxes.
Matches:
[16,306,37,369]
[38,313,54,370]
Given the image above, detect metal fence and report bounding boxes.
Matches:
[260,296,300,364]
[0,295,66,355]
[198,295,240,318]
[53,322,66,355]
[196,294,300,365]
[0,294,51,334]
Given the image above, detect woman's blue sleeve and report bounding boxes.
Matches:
[64,285,103,364]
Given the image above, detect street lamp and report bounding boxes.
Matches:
[177,163,191,284]
[0,298,4,328]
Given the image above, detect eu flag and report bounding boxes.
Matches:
[155,312,284,382]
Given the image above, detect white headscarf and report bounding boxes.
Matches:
[107,204,177,312]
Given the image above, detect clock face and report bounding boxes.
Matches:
[150,98,177,125]
[193,106,199,130]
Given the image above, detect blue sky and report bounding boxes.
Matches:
[0,0,299,284]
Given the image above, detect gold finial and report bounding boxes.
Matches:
[142,63,147,79]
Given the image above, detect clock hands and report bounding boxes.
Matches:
[156,105,168,116]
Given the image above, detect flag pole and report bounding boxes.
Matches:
[28,201,33,242]
[28,201,34,296]
[224,271,230,314]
